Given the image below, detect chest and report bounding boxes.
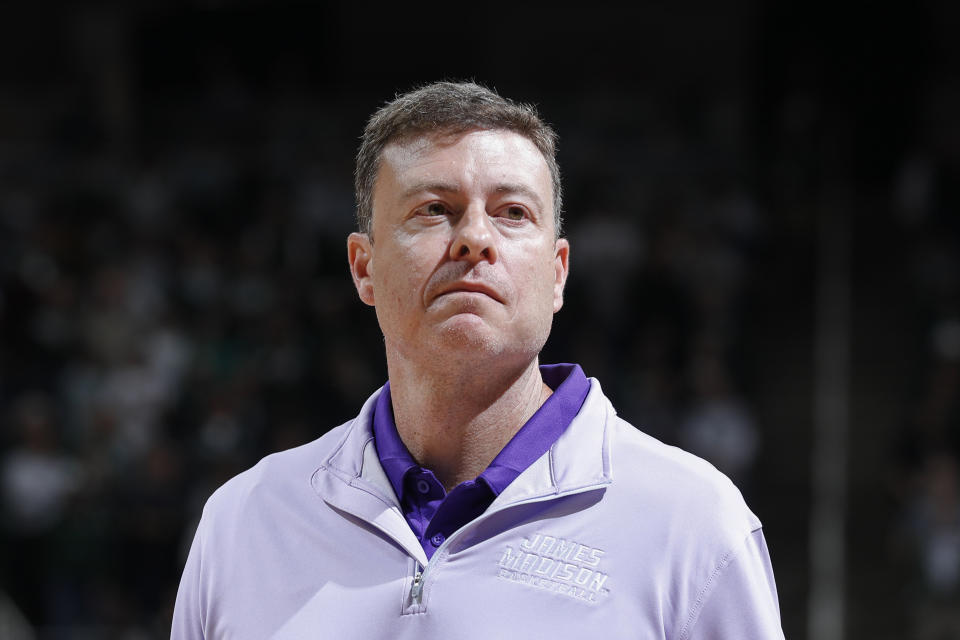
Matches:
[202,494,681,639]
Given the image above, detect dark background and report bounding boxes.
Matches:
[1,2,958,638]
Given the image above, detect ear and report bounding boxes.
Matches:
[347,232,376,306]
[552,238,570,313]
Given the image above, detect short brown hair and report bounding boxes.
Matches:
[354,81,562,237]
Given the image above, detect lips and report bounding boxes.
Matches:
[435,281,504,304]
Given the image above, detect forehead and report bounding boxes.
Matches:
[376,129,553,201]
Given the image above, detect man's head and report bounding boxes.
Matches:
[355,81,562,238]
[347,84,570,375]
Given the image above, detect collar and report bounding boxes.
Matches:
[312,370,613,566]
[372,363,591,504]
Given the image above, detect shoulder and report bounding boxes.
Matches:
[606,414,761,541]
[199,383,386,521]
[604,415,777,635]
[200,420,354,525]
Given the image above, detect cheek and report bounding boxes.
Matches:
[513,255,561,316]
[376,269,415,318]
[373,244,433,322]
[534,248,562,297]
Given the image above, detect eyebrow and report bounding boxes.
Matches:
[400,181,546,212]
[400,181,461,201]
[494,183,545,212]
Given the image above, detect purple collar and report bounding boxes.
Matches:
[372,364,590,559]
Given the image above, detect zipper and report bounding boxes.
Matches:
[411,563,424,604]
[406,483,607,607]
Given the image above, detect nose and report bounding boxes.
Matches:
[449,206,497,263]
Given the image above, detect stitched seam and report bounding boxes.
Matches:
[325,422,354,470]
[356,435,375,479]
[601,404,612,481]
[314,462,398,510]
[677,545,737,640]
[548,443,558,491]
[420,548,449,614]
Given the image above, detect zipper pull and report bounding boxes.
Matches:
[411,564,424,604]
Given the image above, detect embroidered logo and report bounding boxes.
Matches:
[496,533,610,603]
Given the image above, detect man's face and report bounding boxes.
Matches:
[348,129,570,369]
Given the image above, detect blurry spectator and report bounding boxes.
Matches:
[1,393,83,535]
[1,392,84,622]
[679,348,760,490]
[566,212,645,326]
[902,452,960,639]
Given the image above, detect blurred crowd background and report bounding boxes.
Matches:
[1,2,958,638]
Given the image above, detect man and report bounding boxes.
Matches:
[172,82,784,638]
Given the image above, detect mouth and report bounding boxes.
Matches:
[436,282,504,304]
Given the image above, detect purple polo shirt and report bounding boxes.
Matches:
[372,363,590,560]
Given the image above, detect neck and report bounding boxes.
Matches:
[386,353,552,491]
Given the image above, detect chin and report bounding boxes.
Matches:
[433,316,550,361]
[435,315,501,351]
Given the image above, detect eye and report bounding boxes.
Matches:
[418,202,450,216]
[501,205,527,221]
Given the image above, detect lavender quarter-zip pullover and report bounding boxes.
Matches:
[172,372,784,639]
[373,364,590,559]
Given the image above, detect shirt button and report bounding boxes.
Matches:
[416,479,431,495]
[430,533,445,547]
